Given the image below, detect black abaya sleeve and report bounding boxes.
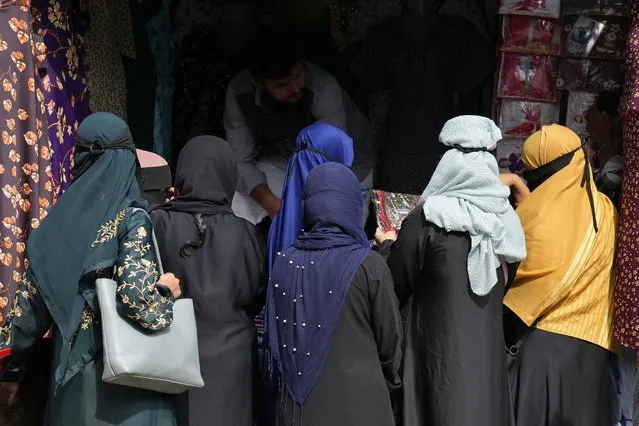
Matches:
[368,253,403,390]
[242,225,268,319]
[386,211,427,309]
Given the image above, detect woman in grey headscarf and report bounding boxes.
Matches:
[378,116,526,426]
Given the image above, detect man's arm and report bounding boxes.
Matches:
[223,84,280,217]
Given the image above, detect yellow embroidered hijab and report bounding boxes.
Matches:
[504,125,618,350]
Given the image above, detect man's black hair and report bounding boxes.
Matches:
[246,27,301,80]
[596,91,621,117]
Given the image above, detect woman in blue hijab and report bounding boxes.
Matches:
[267,163,402,426]
[0,113,180,425]
[267,122,355,271]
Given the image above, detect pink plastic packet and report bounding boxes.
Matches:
[499,101,560,136]
[501,15,561,55]
[497,53,558,102]
[499,0,561,19]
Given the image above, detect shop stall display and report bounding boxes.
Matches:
[496,0,627,159]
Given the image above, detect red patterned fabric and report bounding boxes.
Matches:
[613,0,639,348]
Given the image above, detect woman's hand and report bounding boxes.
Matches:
[0,382,19,406]
[157,273,181,299]
[500,173,531,206]
[375,228,397,245]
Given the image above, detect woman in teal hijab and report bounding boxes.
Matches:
[0,112,181,425]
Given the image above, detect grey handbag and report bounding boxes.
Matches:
[95,208,204,394]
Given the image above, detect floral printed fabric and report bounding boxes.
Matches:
[613,0,639,350]
[32,0,90,198]
[0,0,53,332]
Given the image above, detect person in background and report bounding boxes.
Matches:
[267,162,401,426]
[586,90,623,209]
[151,136,267,426]
[504,125,617,426]
[0,112,181,426]
[224,27,375,225]
[379,116,526,426]
[136,149,174,210]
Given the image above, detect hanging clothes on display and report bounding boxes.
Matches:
[0,0,53,336]
[31,0,90,198]
[147,0,173,161]
[171,1,261,162]
[612,1,639,424]
[325,0,403,50]
[83,0,135,120]
[351,1,494,194]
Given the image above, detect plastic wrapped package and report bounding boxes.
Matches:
[563,15,629,59]
[496,138,527,176]
[373,190,421,232]
[557,58,625,92]
[563,0,628,17]
[564,16,606,57]
[499,0,561,18]
[500,15,561,55]
[566,92,597,136]
[497,53,558,102]
[499,100,560,136]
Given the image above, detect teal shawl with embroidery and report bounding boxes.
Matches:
[26,112,146,386]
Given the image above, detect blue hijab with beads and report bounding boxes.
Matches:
[267,162,370,404]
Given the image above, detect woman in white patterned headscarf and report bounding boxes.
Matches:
[379,115,526,426]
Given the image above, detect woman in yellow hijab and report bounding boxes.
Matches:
[504,124,618,426]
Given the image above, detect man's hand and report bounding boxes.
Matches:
[0,382,19,406]
[251,184,281,218]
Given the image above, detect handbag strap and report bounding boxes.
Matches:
[130,207,164,275]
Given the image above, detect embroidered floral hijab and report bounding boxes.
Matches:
[27,112,145,387]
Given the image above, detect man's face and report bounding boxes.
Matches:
[254,62,306,104]
[585,103,612,148]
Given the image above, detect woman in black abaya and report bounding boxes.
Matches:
[151,136,267,426]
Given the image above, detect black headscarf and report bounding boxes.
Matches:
[153,136,236,258]
[155,135,235,215]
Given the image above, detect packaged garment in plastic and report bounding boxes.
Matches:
[501,15,561,55]
[566,92,597,137]
[499,0,561,18]
[563,15,629,59]
[564,16,605,57]
[497,53,558,102]
[563,0,628,17]
[373,190,421,232]
[496,138,527,176]
[557,59,625,92]
[499,101,560,136]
